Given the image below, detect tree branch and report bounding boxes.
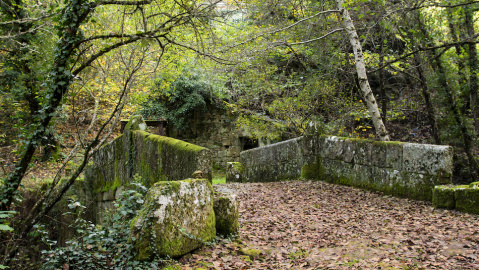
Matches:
[370,34,479,73]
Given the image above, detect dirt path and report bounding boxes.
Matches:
[179,180,479,269]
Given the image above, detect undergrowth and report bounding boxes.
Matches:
[40,181,176,269]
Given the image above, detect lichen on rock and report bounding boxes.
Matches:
[129,179,216,260]
[213,194,239,235]
[226,162,244,183]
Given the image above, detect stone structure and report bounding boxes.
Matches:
[84,116,213,223]
[225,162,245,183]
[433,183,479,214]
[238,135,453,201]
[213,193,239,235]
[240,138,304,183]
[129,179,216,260]
[167,106,271,168]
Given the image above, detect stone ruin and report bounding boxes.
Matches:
[83,116,239,259]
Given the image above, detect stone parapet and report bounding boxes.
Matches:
[84,116,212,223]
[238,134,453,201]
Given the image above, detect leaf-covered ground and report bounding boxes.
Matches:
[179,180,479,269]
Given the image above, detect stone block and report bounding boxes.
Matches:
[130,179,216,260]
[353,140,372,166]
[402,143,453,177]
[432,185,456,210]
[385,142,403,170]
[301,135,318,157]
[455,186,479,215]
[318,136,345,160]
[371,141,387,168]
[226,162,244,183]
[343,139,356,163]
[214,194,239,235]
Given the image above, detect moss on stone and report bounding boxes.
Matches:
[300,157,325,180]
[214,195,239,235]
[130,179,216,260]
[123,115,147,132]
[226,162,245,183]
[240,248,262,259]
[432,185,456,209]
[470,182,479,188]
[455,187,479,214]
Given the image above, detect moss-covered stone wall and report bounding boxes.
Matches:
[239,135,453,201]
[433,183,479,214]
[84,116,212,223]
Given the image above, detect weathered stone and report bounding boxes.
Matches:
[192,170,204,179]
[240,135,453,202]
[301,136,317,157]
[84,117,214,223]
[123,115,147,133]
[343,139,356,163]
[455,186,479,215]
[371,141,387,168]
[226,162,244,183]
[239,138,303,182]
[318,136,345,160]
[214,194,239,235]
[385,142,403,170]
[129,179,216,260]
[353,139,372,166]
[402,143,453,176]
[433,185,456,210]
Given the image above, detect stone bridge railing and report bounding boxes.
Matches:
[84,116,212,223]
[233,135,453,202]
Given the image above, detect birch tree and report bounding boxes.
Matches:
[334,0,390,141]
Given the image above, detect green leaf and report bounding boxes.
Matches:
[0,224,13,231]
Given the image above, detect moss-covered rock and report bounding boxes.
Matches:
[129,179,216,260]
[226,162,244,183]
[455,187,479,215]
[240,248,262,259]
[123,115,147,133]
[432,185,456,209]
[213,194,239,235]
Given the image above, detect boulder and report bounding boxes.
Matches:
[214,194,239,235]
[129,179,216,260]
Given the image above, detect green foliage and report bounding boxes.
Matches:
[141,68,220,131]
[40,181,173,269]
[0,211,16,269]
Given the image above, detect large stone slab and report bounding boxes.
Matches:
[129,179,216,260]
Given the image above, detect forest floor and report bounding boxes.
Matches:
[178,180,479,270]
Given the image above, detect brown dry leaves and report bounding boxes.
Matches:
[179,180,479,269]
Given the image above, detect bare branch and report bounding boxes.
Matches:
[0,13,56,25]
[288,28,344,45]
[90,0,152,7]
[218,9,341,53]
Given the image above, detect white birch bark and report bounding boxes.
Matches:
[335,0,390,141]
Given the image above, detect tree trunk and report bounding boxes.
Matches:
[335,0,390,141]
[379,38,387,122]
[447,7,469,113]
[0,0,92,211]
[464,6,479,134]
[412,52,442,145]
[415,11,479,180]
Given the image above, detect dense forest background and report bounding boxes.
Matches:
[1,0,479,268]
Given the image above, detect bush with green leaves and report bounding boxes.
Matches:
[140,68,218,131]
[40,181,174,269]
